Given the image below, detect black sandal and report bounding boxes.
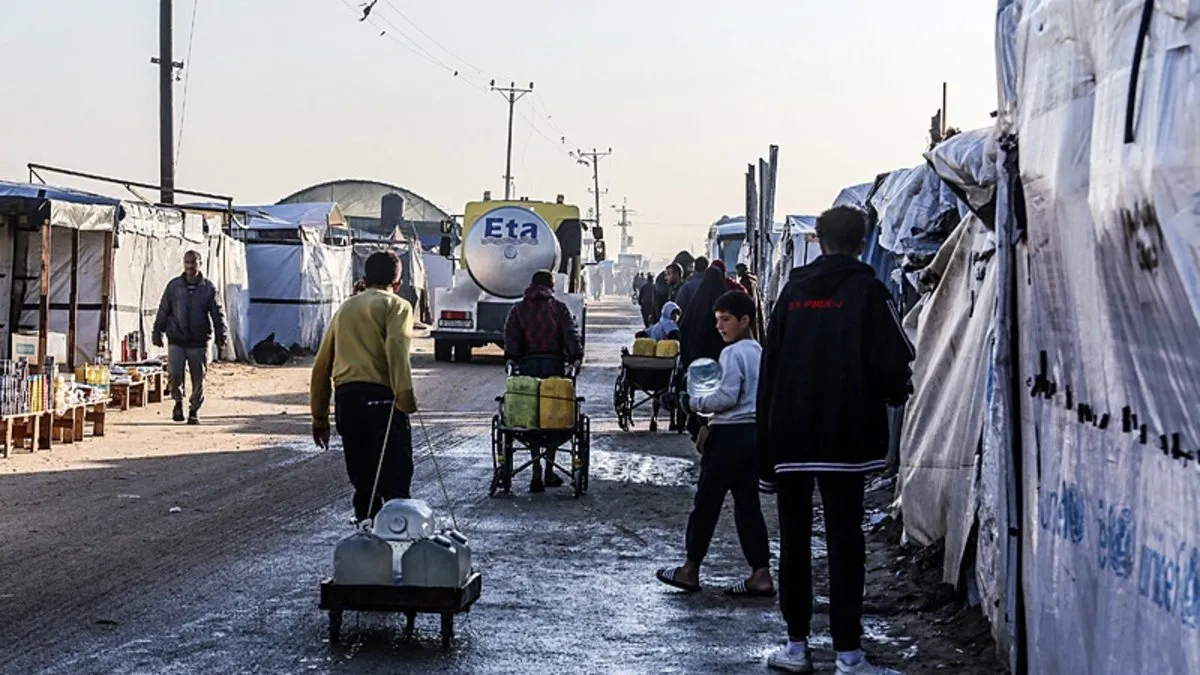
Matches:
[655,566,701,593]
[723,580,775,598]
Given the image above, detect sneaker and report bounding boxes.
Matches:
[187,411,199,425]
[767,646,814,673]
[172,404,185,422]
[835,657,902,674]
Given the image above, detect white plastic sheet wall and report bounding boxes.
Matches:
[17,204,249,364]
[244,229,352,351]
[1005,1,1200,672]
[898,214,997,587]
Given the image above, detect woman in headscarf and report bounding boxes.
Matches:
[679,266,730,368]
[709,259,746,292]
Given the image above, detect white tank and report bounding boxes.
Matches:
[442,529,473,582]
[400,534,466,587]
[332,530,394,585]
[462,205,562,299]
[372,499,436,580]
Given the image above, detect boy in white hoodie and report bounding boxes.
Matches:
[655,290,773,596]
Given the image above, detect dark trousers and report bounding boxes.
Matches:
[777,472,866,652]
[335,383,414,522]
[518,356,565,379]
[685,424,770,570]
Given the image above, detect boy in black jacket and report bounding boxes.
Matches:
[757,206,914,674]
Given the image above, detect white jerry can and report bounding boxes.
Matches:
[332,530,394,586]
[400,534,465,588]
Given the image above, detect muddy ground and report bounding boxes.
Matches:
[0,296,1005,674]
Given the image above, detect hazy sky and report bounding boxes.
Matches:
[1,0,998,256]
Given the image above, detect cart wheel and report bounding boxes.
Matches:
[328,609,343,645]
[404,611,417,636]
[501,435,514,493]
[649,419,658,433]
[612,371,632,432]
[579,415,591,494]
[441,613,454,648]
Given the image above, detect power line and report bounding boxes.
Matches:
[175,0,200,164]
[380,0,492,79]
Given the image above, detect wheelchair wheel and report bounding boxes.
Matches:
[572,414,591,497]
[613,370,633,431]
[489,416,514,496]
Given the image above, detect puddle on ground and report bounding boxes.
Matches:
[587,448,696,487]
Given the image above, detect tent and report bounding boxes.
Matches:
[0,181,249,365]
[237,203,353,351]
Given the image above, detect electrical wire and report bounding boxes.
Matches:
[175,0,201,164]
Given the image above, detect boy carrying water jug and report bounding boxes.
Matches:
[654,290,773,598]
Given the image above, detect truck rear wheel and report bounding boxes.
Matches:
[434,339,452,362]
[454,344,473,363]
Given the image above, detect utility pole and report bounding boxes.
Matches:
[156,0,177,204]
[573,147,612,229]
[490,80,534,200]
[612,198,636,253]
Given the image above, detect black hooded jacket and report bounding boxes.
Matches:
[756,255,914,484]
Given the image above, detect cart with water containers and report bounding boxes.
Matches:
[613,338,685,433]
[490,361,591,498]
[320,499,480,648]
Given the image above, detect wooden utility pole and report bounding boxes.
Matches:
[574,148,612,230]
[612,198,636,253]
[158,0,175,204]
[490,81,534,200]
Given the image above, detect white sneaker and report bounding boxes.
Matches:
[767,646,814,673]
[835,657,902,674]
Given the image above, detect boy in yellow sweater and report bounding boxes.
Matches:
[311,251,418,522]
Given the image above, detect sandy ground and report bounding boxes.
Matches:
[0,296,1005,674]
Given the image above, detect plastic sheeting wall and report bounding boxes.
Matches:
[1004,1,1200,672]
[898,215,997,586]
[245,230,352,351]
[17,205,249,364]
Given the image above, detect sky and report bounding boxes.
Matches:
[0,0,999,257]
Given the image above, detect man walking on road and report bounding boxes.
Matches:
[757,206,915,674]
[311,251,418,523]
[504,269,584,492]
[152,250,227,425]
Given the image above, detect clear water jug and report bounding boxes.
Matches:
[686,358,723,417]
[332,529,394,586]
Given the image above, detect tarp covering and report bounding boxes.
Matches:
[898,214,997,585]
[14,202,248,364]
[924,128,999,222]
[0,180,122,231]
[871,164,964,256]
[244,228,352,351]
[831,182,873,210]
[999,1,1200,672]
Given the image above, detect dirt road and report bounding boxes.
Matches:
[0,296,1004,674]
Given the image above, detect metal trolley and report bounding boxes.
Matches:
[612,349,684,433]
[489,365,591,498]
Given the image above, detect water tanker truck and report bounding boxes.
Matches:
[431,193,599,363]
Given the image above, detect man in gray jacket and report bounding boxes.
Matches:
[152,250,227,425]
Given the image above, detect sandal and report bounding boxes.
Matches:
[724,580,775,598]
[655,566,701,593]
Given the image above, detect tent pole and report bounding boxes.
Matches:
[37,221,51,367]
[98,231,114,364]
[68,229,79,370]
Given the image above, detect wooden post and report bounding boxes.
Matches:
[37,221,51,364]
[98,230,114,362]
[68,229,79,370]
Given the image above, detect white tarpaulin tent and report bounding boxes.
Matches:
[983,1,1200,672]
[239,204,352,351]
[0,185,250,365]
